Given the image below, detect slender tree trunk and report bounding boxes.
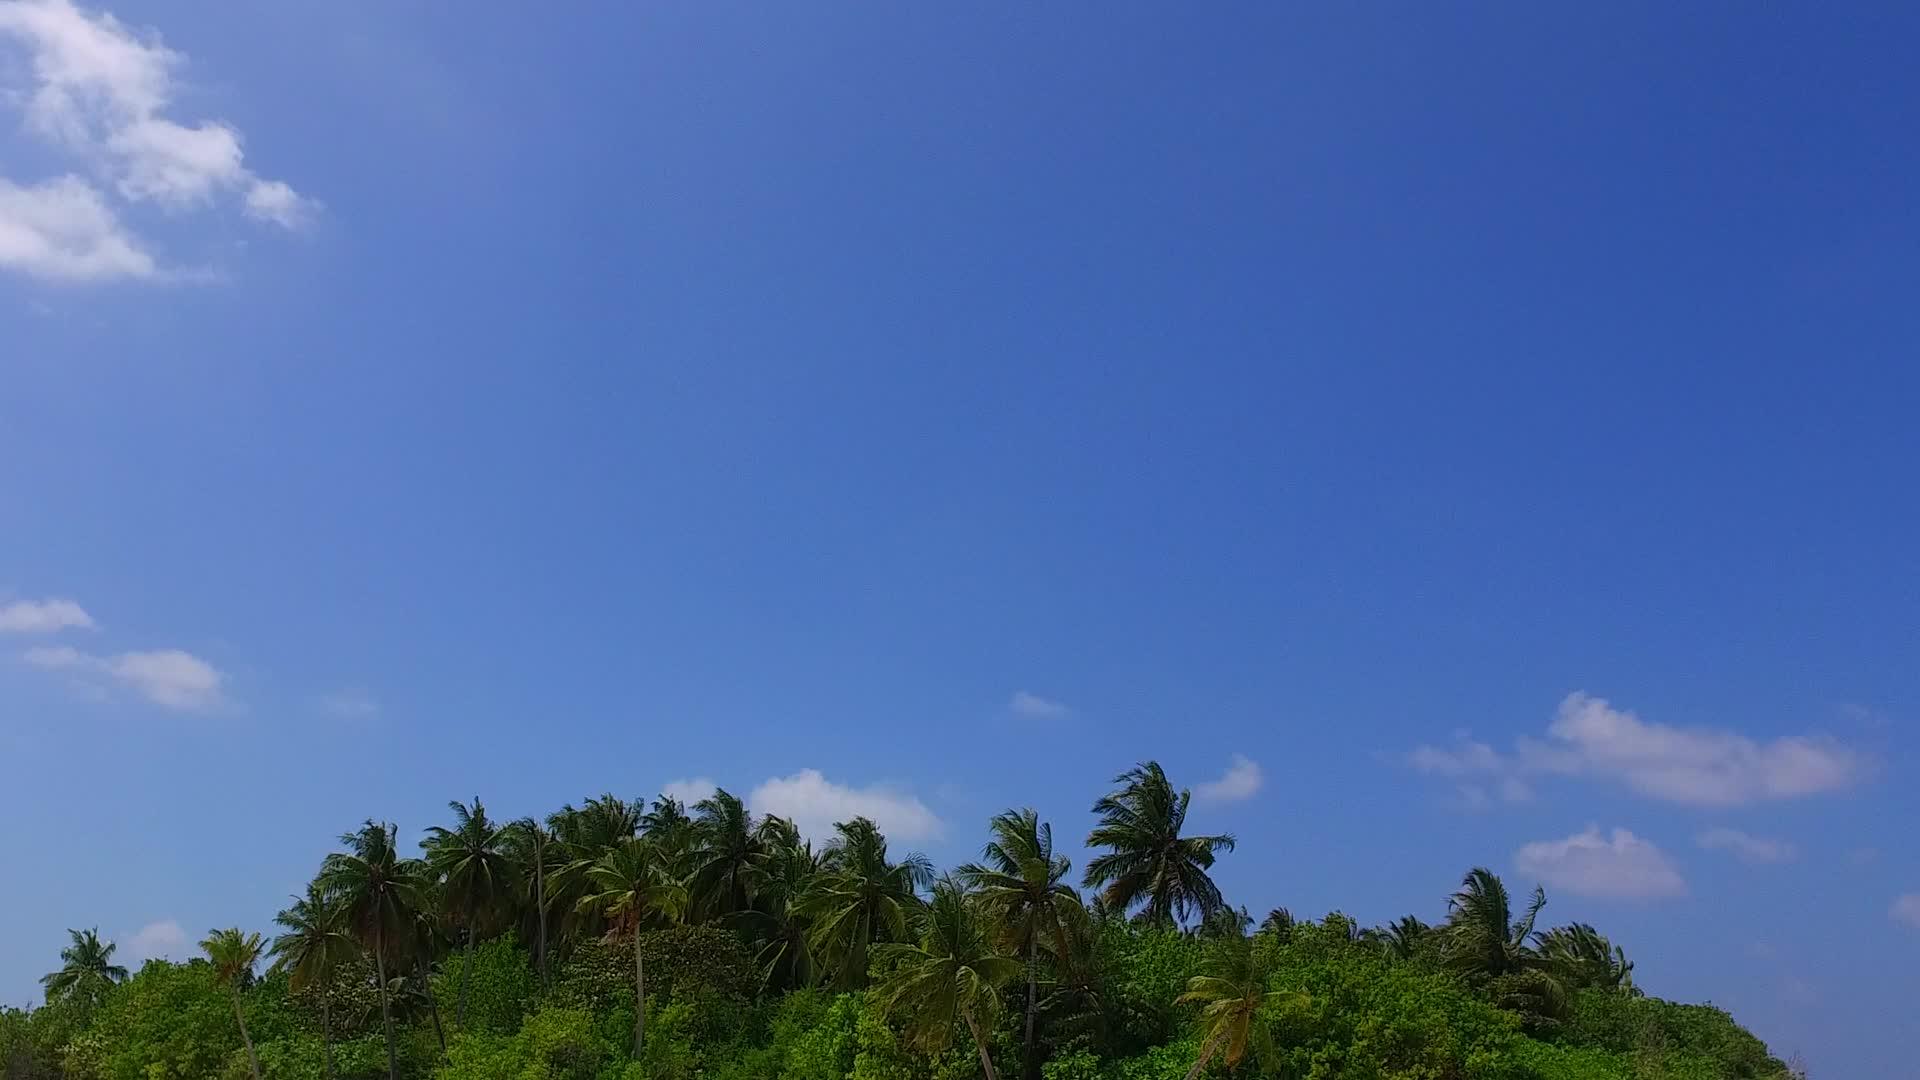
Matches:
[418,957,447,1054]
[632,928,647,1056]
[535,856,548,993]
[231,987,262,1080]
[457,926,474,1028]
[1183,1026,1229,1080]
[374,944,398,1080]
[963,1006,1000,1080]
[1023,934,1039,1079]
[321,994,335,1080]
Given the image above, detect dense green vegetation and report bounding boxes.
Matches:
[3,763,1796,1079]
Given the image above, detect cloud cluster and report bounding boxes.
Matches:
[126,918,186,961]
[661,776,718,806]
[1695,827,1797,865]
[24,643,225,709]
[1411,692,1867,807]
[1009,690,1070,719]
[0,0,313,282]
[1514,826,1688,900]
[0,596,94,633]
[1195,753,1263,802]
[1892,894,1920,930]
[747,769,942,843]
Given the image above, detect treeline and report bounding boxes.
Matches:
[2,762,1796,1079]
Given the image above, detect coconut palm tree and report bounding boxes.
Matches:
[1444,867,1565,1025]
[1373,915,1430,961]
[548,794,642,943]
[1083,762,1235,926]
[738,817,823,992]
[201,928,266,1080]
[575,837,687,1055]
[423,797,515,1028]
[1256,908,1295,942]
[319,820,426,1080]
[270,884,357,1080]
[687,788,764,921]
[957,808,1084,1075]
[39,928,128,1009]
[799,817,933,990]
[1536,923,1636,996]
[873,879,1022,1080]
[1175,934,1302,1080]
[641,794,697,863]
[506,817,557,992]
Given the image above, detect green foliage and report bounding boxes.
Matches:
[24,769,1790,1080]
[431,933,538,1036]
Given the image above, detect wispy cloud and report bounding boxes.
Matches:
[1696,827,1797,865]
[660,777,718,806]
[126,918,185,961]
[1411,692,1868,807]
[1009,690,1070,719]
[1891,894,1920,930]
[0,0,315,282]
[1195,753,1263,802]
[316,688,379,720]
[0,596,94,633]
[1514,826,1687,900]
[747,769,942,843]
[24,644,224,709]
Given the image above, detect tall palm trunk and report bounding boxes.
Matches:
[373,943,398,1080]
[457,927,474,1028]
[1183,1026,1230,1080]
[417,957,447,1054]
[534,856,548,992]
[963,1005,1001,1080]
[320,994,335,1080]
[631,928,648,1056]
[1022,934,1039,1078]
[230,987,262,1080]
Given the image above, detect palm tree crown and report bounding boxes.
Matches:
[873,879,1022,1080]
[40,928,128,1007]
[801,817,934,989]
[1083,762,1235,925]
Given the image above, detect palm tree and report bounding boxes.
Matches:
[201,928,266,1080]
[738,817,823,992]
[1256,908,1295,942]
[957,808,1084,1075]
[1175,934,1302,1080]
[1444,868,1565,1025]
[1536,923,1637,995]
[548,794,642,943]
[1374,915,1430,961]
[1083,762,1235,926]
[873,879,1022,1080]
[799,817,933,989]
[39,928,128,1009]
[319,820,426,1080]
[423,797,515,1028]
[641,794,697,861]
[270,884,357,1080]
[575,837,687,1055]
[506,817,557,992]
[687,788,764,921]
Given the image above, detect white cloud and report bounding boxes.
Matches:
[661,777,718,806]
[1695,827,1797,865]
[1009,690,1070,719]
[1410,692,1868,807]
[23,643,224,709]
[316,688,379,720]
[0,596,94,633]
[0,0,312,283]
[1195,753,1263,802]
[127,918,185,961]
[1514,826,1688,900]
[747,769,942,843]
[1891,894,1920,930]
[0,175,154,280]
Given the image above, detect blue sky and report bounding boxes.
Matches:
[2,1,1917,1074]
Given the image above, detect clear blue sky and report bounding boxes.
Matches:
[3,3,1916,1075]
